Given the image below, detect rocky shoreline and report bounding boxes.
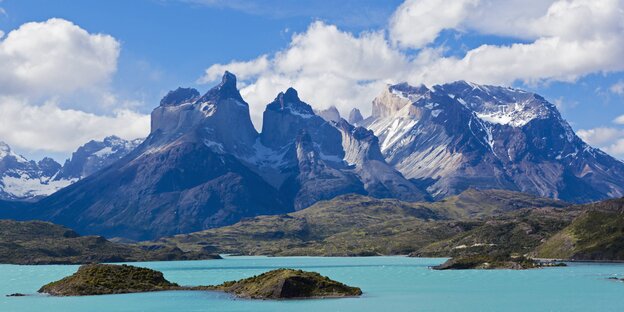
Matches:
[432,254,567,270]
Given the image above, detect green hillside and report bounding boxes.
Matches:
[152,190,567,256]
[0,220,220,264]
[535,198,624,260]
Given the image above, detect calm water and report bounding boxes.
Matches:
[1,256,623,312]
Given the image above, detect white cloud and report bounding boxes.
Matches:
[408,0,624,85]
[614,115,624,124]
[578,127,624,146]
[409,35,624,86]
[463,0,557,39]
[577,127,624,158]
[389,0,479,49]
[604,139,624,157]
[611,80,624,95]
[0,18,150,156]
[199,55,270,83]
[201,21,408,126]
[0,96,149,154]
[200,0,624,128]
[0,18,120,98]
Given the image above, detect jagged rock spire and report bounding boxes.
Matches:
[316,106,341,123]
[196,71,245,104]
[348,108,363,125]
[268,87,314,115]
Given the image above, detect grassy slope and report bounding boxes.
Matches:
[432,254,541,270]
[427,189,567,219]
[0,220,220,264]
[207,269,362,299]
[417,207,578,257]
[535,198,624,260]
[39,264,181,296]
[152,190,566,256]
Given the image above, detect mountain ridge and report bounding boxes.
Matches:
[363,81,624,202]
[1,72,623,240]
[2,72,425,239]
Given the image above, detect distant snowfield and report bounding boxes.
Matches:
[1,175,74,198]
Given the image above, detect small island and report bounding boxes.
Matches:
[37,264,362,299]
[203,268,362,299]
[432,254,566,270]
[38,264,182,296]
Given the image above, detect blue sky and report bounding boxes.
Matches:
[0,0,623,161]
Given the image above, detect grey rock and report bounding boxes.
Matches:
[160,87,200,106]
[18,72,288,240]
[315,106,341,123]
[335,120,429,202]
[348,108,364,125]
[286,130,366,210]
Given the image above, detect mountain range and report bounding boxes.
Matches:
[363,81,624,202]
[0,136,141,200]
[1,71,623,240]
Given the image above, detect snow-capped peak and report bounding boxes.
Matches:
[0,141,28,163]
[435,81,555,127]
[0,141,11,159]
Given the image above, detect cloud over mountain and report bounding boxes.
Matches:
[200,0,624,130]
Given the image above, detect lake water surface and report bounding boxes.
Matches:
[1,256,623,312]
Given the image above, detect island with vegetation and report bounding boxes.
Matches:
[38,264,183,296]
[202,268,362,299]
[431,254,566,270]
[37,264,362,299]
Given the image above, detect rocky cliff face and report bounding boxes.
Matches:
[348,108,364,125]
[336,120,430,202]
[285,130,365,210]
[257,87,428,209]
[364,81,624,202]
[5,72,428,239]
[315,106,341,123]
[22,73,288,240]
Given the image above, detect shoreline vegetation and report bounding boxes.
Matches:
[1,190,624,265]
[431,254,567,270]
[0,220,221,265]
[36,264,362,299]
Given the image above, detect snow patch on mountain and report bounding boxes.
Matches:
[1,175,74,199]
[364,80,624,202]
[0,136,142,200]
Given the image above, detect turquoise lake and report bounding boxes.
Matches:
[1,256,623,312]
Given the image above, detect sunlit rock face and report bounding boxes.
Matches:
[364,81,624,202]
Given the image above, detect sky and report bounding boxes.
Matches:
[0,0,623,161]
